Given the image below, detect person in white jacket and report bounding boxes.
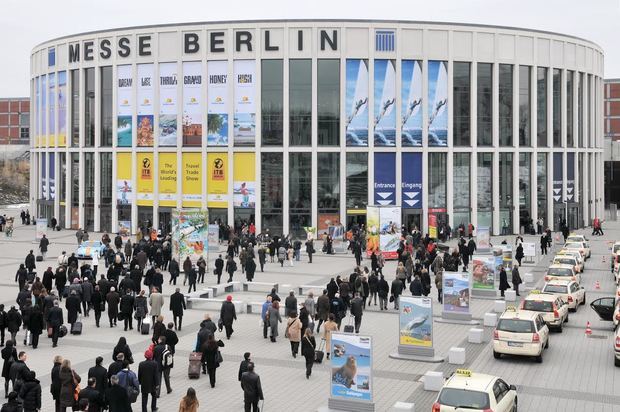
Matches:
[92,250,100,278]
[57,251,68,267]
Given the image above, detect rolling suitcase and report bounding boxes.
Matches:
[343,316,354,333]
[36,255,43,262]
[188,352,202,379]
[71,320,83,335]
[314,338,325,364]
[141,318,150,335]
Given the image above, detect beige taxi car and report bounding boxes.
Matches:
[552,254,582,274]
[433,369,518,411]
[520,290,569,332]
[545,263,580,285]
[542,279,586,311]
[556,249,585,272]
[493,307,549,363]
[563,241,591,260]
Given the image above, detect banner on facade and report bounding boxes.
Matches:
[182,152,202,208]
[182,61,203,146]
[428,213,437,239]
[159,62,178,146]
[233,153,255,208]
[366,207,380,257]
[442,272,471,314]
[374,59,396,146]
[374,152,395,206]
[428,61,448,147]
[117,65,133,147]
[330,333,373,402]
[41,75,47,146]
[48,73,56,146]
[136,152,153,205]
[137,63,154,146]
[567,152,575,202]
[57,71,67,147]
[171,209,208,265]
[553,152,563,203]
[35,77,40,147]
[379,207,401,259]
[48,154,55,200]
[41,154,47,199]
[401,60,423,147]
[401,152,422,208]
[207,153,228,207]
[345,59,369,147]
[233,60,256,146]
[471,255,496,290]
[399,296,433,348]
[158,152,177,206]
[207,60,229,146]
[116,153,133,205]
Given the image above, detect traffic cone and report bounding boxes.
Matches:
[595,281,600,290]
[585,321,592,336]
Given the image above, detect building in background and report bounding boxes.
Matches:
[0,98,30,204]
[604,79,620,208]
[30,20,605,235]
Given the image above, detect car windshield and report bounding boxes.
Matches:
[567,236,583,242]
[497,319,534,333]
[543,285,567,294]
[547,268,572,277]
[438,388,490,409]
[554,258,574,266]
[523,300,553,312]
[564,243,582,249]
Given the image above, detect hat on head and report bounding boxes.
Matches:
[226,295,232,302]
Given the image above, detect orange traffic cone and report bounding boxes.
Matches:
[595,281,601,290]
[585,321,592,336]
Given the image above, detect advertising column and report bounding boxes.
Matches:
[207,60,229,146]
[233,60,256,146]
[390,296,443,362]
[117,65,133,147]
[171,209,208,265]
[438,271,477,324]
[471,254,498,298]
[137,64,155,146]
[158,62,178,146]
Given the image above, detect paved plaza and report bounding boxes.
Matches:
[0,207,619,411]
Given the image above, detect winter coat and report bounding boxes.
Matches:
[106,291,120,316]
[284,295,297,317]
[6,309,22,333]
[105,384,132,412]
[26,309,43,336]
[201,340,224,368]
[134,295,147,319]
[286,317,302,342]
[499,269,510,291]
[323,320,339,350]
[410,278,423,296]
[19,375,41,411]
[119,295,134,316]
[316,295,330,321]
[515,245,524,261]
[59,368,80,408]
[378,278,390,298]
[137,360,158,393]
[169,292,186,316]
[301,335,316,360]
[434,270,443,290]
[220,301,237,325]
[350,297,363,317]
[50,362,62,399]
[1,346,16,379]
[65,295,81,324]
[391,279,404,297]
[512,266,522,285]
[267,306,282,337]
[149,292,164,317]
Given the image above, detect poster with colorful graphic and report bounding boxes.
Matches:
[345,59,369,147]
[427,61,448,147]
[471,255,496,290]
[57,71,67,147]
[182,153,202,207]
[233,60,256,146]
[182,62,203,146]
[208,224,219,252]
[158,62,178,146]
[330,333,372,402]
[379,206,401,259]
[401,60,422,147]
[366,206,380,257]
[477,226,490,252]
[137,64,154,146]
[374,59,396,146]
[117,65,133,147]
[428,213,438,239]
[48,154,55,200]
[41,75,47,145]
[399,296,433,347]
[118,220,131,242]
[499,245,513,280]
[207,153,228,208]
[233,153,255,208]
[136,152,153,206]
[116,153,133,205]
[48,73,56,146]
[171,208,209,265]
[207,60,229,146]
[158,152,177,206]
[443,272,471,313]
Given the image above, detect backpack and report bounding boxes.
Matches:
[162,347,174,368]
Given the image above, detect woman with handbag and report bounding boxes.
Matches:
[133,290,148,332]
[286,311,302,358]
[58,359,80,412]
[201,335,224,388]
[301,329,317,379]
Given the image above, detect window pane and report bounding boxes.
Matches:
[100,66,113,147]
[346,152,368,209]
[519,152,531,232]
[84,68,95,147]
[553,69,562,147]
[477,153,492,230]
[70,70,80,147]
[261,152,283,234]
[453,62,471,146]
[289,152,312,238]
[100,152,112,232]
[499,64,513,146]
[428,153,446,208]
[289,59,312,146]
[453,153,470,227]
[566,70,574,147]
[499,153,513,234]
[261,60,283,146]
[537,67,547,147]
[317,60,340,146]
[578,73,583,148]
[477,63,492,146]
[317,152,340,212]
[519,66,531,146]
[537,153,547,226]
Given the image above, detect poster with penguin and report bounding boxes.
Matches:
[330,333,372,402]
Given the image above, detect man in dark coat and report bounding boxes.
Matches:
[168,258,180,285]
[106,287,120,328]
[169,288,186,331]
[316,290,330,332]
[182,257,192,285]
[55,267,67,301]
[257,248,266,272]
[515,243,524,266]
[214,255,225,283]
[138,354,158,412]
[390,278,404,310]
[245,258,257,282]
[38,235,50,259]
[91,286,104,328]
[163,323,179,354]
[26,306,44,349]
[65,290,82,328]
[18,370,41,411]
[15,265,28,292]
[326,278,339,300]
[512,263,523,296]
[240,362,264,412]
[88,356,108,395]
[119,291,134,331]
[284,291,297,318]
[79,377,105,412]
[220,295,237,339]
[350,293,364,334]
[107,353,125,383]
[409,275,423,296]
[24,251,36,273]
[105,374,132,412]
[186,265,197,293]
[498,266,510,297]
[46,301,63,347]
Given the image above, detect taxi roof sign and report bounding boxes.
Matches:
[455,369,472,377]
[530,290,541,294]
[505,305,517,311]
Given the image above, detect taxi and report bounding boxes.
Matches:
[610,241,620,273]
[541,279,586,311]
[563,241,591,260]
[552,254,582,274]
[545,263,580,285]
[615,326,620,367]
[493,307,549,363]
[566,233,588,244]
[432,369,518,412]
[556,249,585,272]
[589,298,620,365]
[520,290,569,332]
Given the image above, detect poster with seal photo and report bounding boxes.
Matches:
[330,333,372,402]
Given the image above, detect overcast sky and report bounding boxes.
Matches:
[1,0,619,97]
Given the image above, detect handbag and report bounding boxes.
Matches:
[389,295,395,303]
[216,350,223,365]
[72,371,81,402]
[284,320,292,339]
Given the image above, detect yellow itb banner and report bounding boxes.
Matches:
[182,152,202,208]
[158,152,177,207]
[136,152,154,206]
[116,152,133,205]
[207,153,228,208]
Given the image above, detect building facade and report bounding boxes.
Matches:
[30,20,605,236]
[0,98,30,145]
[604,79,620,207]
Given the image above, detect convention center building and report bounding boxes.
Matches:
[29,19,605,237]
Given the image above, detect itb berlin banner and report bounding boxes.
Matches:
[136,153,154,206]
[158,62,178,146]
[427,61,448,147]
[116,153,133,205]
[207,60,229,146]
[158,152,178,207]
[182,61,203,146]
[330,333,372,402]
[401,60,422,146]
[233,60,255,146]
[117,65,133,147]
[137,64,154,146]
[399,296,433,348]
[442,272,471,314]
[345,59,369,147]
[373,59,396,146]
[374,153,395,206]
[182,153,202,208]
[207,153,228,207]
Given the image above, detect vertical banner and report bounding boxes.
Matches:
[208,224,220,252]
[182,153,202,208]
[41,75,47,146]
[116,153,133,205]
[373,59,396,146]
[35,77,40,147]
[48,73,56,146]
[399,296,433,347]
[57,71,67,147]
[428,213,437,239]
[48,154,56,200]
[366,206,380,257]
[207,153,228,208]
[158,62,178,146]
[41,154,47,199]
[379,207,401,259]
[477,226,491,251]
[401,60,423,147]
[471,255,496,290]
[171,209,208,265]
[207,60,229,146]
[136,152,154,206]
[401,152,422,208]
[233,153,256,208]
[233,60,256,146]
[427,61,448,147]
[117,65,133,147]
[345,59,369,147]
[442,272,471,314]
[330,333,373,402]
[158,152,178,206]
[182,61,203,146]
[553,152,563,203]
[137,64,154,146]
[374,152,396,205]
[566,152,575,202]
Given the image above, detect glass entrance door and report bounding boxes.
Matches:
[403,210,422,234]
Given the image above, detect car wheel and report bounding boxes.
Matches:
[544,338,549,349]
[535,353,543,363]
[557,323,563,333]
[493,350,501,359]
[615,357,620,367]
[581,294,586,305]
[513,397,518,412]
[569,307,576,313]
[565,314,569,323]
